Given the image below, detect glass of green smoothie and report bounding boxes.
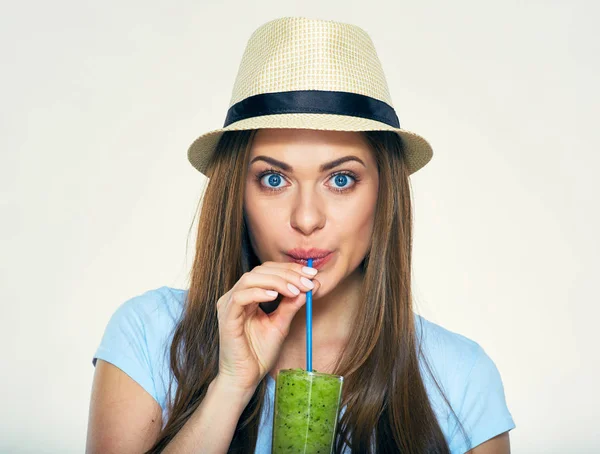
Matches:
[271,368,344,453]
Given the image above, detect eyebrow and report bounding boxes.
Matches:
[249,155,366,172]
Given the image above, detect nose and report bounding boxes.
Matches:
[289,186,326,235]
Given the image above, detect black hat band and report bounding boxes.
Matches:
[223,89,400,128]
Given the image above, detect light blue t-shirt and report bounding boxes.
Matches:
[92,286,516,453]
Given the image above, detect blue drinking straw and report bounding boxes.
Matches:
[306,258,313,372]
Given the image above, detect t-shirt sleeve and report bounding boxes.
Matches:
[92,297,158,404]
[448,345,516,453]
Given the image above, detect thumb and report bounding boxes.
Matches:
[269,280,321,335]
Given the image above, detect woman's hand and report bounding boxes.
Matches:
[215,261,321,396]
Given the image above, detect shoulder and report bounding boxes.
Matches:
[414,312,506,400]
[93,286,188,411]
[414,313,484,384]
[414,314,484,406]
[415,313,482,362]
[414,314,516,452]
[112,285,187,329]
[97,286,187,353]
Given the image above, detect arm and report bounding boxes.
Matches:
[466,430,511,454]
[86,360,162,453]
[86,359,254,454]
[162,374,254,454]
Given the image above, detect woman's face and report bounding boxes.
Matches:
[244,128,379,296]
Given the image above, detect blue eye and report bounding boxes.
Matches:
[260,173,286,189]
[330,173,354,190]
[256,168,360,193]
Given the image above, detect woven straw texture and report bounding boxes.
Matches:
[187,16,433,176]
[229,17,392,107]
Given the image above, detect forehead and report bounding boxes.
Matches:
[249,128,373,160]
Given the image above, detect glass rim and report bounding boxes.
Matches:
[276,368,344,381]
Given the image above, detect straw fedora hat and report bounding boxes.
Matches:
[187,16,433,176]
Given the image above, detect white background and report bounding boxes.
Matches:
[2,1,599,452]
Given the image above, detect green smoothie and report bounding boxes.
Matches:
[272,368,344,454]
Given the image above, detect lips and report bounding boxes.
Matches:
[285,249,334,270]
[286,248,333,260]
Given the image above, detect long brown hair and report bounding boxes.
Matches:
[146,129,470,453]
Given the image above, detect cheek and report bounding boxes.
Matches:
[337,206,376,247]
[243,190,288,256]
[326,195,375,276]
[330,186,378,240]
[245,194,287,230]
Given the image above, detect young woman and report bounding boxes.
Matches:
[86,17,515,454]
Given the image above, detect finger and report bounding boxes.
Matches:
[224,273,301,315]
[252,265,317,294]
[255,261,319,278]
[223,267,317,317]
[223,287,280,321]
[269,279,321,335]
[238,272,305,298]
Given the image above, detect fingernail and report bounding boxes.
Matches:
[287,283,300,295]
[300,277,315,289]
[302,266,318,275]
